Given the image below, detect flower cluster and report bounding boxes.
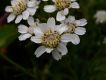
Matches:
[94,10,106,24]
[5,0,87,60]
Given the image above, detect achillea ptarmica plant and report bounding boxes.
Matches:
[18,17,40,41]
[5,0,87,60]
[5,0,40,23]
[61,16,87,45]
[31,18,71,60]
[44,0,79,21]
[94,10,106,23]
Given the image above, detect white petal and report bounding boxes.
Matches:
[43,0,48,1]
[56,11,66,21]
[61,33,72,42]
[71,2,80,9]
[62,34,80,45]
[7,14,16,23]
[57,43,68,55]
[27,8,36,16]
[62,42,68,46]
[63,16,75,24]
[15,15,22,24]
[18,25,28,33]
[47,17,55,29]
[11,0,17,5]
[22,10,29,20]
[71,0,76,2]
[52,50,62,60]
[5,6,13,12]
[27,17,34,26]
[52,0,55,2]
[45,48,54,53]
[34,27,43,36]
[70,34,80,45]
[68,16,75,23]
[44,5,56,13]
[31,36,42,43]
[75,19,87,26]
[34,46,46,57]
[18,33,32,41]
[27,1,36,7]
[75,27,86,35]
[61,33,80,45]
[38,23,49,33]
[63,8,69,15]
[56,24,68,34]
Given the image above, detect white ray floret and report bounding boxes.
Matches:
[61,16,87,45]
[18,17,39,41]
[94,10,106,23]
[44,0,79,21]
[5,0,40,23]
[31,17,74,60]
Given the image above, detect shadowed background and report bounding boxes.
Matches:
[0,0,106,80]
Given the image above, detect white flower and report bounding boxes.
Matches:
[18,17,39,41]
[94,10,106,23]
[44,0,79,21]
[5,0,40,23]
[31,17,73,60]
[61,16,87,45]
[42,0,48,1]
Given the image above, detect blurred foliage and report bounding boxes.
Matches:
[0,0,106,80]
[0,24,18,48]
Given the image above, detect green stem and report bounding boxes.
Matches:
[41,60,53,80]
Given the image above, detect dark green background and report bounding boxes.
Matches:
[0,0,106,80]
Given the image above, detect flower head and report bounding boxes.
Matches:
[18,17,39,41]
[54,0,71,10]
[94,10,106,23]
[31,17,73,60]
[44,0,79,21]
[5,0,40,23]
[61,16,87,45]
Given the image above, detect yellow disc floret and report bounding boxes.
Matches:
[42,29,61,48]
[67,23,76,33]
[12,0,27,15]
[54,0,71,10]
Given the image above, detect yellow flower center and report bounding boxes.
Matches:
[42,30,61,48]
[54,0,71,10]
[67,23,76,33]
[12,0,27,15]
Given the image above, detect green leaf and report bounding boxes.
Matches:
[0,24,18,48]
